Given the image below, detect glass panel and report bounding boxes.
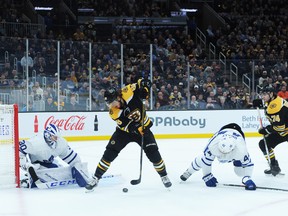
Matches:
[0,37,28,111]
[59,40,90,111]
[26,38,58,111]
[90,42,121,111]
[1,36,287,111]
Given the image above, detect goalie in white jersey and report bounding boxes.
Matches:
[19,123,90,188]
[180,123,256,190]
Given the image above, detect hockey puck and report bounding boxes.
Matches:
[122,188,128,193]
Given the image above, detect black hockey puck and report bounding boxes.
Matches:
[122,187,128,193]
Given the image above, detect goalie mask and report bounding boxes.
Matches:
[44,124,61,149]
[218,133,237,154]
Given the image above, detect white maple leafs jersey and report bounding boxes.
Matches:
[19,134,81,167]
[192,128,253,176]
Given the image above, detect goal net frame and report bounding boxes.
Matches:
[0,104,20,188]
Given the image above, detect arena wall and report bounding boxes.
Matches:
[19,109,268,141]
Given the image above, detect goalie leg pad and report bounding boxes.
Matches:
[72,163,90,187]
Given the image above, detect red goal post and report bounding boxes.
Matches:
[0,104,20,188]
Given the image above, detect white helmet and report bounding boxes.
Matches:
[43,124,61,149]
[218,133,237,154]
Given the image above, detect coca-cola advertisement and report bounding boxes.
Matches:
[44,115,87,131]
[18,112,115,140]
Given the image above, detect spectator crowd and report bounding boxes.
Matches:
[0,0,287,112]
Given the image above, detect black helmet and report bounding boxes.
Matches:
[261,86,276,94]
[104,87,118,103]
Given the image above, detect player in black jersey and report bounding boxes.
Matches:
[254,86,288,176]
[85,79,172,191]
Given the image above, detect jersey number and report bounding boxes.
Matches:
[19,140,27,152]
[268,115,280,123]
[128,109,141,122]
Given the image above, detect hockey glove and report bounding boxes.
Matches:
[139,79,151,99]
[258,125,273,135]
[242,176,256,190]
[202,173,218,187]
[252,99,263,108]
[128,122,145,136]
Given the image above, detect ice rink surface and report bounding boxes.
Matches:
[2,137,288,216]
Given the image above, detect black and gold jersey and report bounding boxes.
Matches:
[265,96,288,137]
[108,80,152,133]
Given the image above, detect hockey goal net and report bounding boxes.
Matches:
[0,104,20,188]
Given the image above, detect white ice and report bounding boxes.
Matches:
[1,138,288,216]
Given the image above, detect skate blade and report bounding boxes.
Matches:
[265,173,285,178]
[85,188,95,193]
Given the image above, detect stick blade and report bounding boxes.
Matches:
[130,179,141,185]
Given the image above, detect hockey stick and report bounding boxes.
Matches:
[223,183,288,192]
[130,99,146,185]
[257,107,271,165]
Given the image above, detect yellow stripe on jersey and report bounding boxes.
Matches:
[143,115,151,128]
[121,84,136,104]
[109,106,123,120]
[273,124,288,136]
[267,97,284,114]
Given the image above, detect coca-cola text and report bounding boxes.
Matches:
[44,115,86,130]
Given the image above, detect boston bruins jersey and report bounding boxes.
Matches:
[108,80,152,133]
[265,96,288,137]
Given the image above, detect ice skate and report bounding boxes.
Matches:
[180,169,192,181]
[85,176,99,191]
[161,175,172,188]
[264,160,282,176]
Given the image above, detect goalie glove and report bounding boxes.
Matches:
[19,152,40,171]
[258,125,273,135]
[20,152,29,171]
[19,153,35,171]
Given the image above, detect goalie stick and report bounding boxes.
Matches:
[223,183,288,192]
[130,99,146,186]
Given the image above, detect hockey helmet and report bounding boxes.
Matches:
[261,86,276,94]
[104,87,119,104]
[44,124,61,149]
[218,133,237,154]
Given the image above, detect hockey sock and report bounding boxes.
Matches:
[153,159,167,177]
[95,158,111,178]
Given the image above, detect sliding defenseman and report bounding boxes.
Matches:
[180,123,256,190]
[19,123,90,189]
